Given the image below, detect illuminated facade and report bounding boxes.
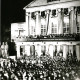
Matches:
[11,0,80,60]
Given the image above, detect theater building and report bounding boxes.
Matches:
[11,0,80,60]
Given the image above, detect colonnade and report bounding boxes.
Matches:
[17,44,80,61]
[26,6,78,36]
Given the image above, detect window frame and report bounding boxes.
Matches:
[41,25,46,35]
[51,22,57,34]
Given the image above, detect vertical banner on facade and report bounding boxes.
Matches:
[69,7,76,34]
[35,11,41,35]
[47,11,51,35]
[45,10,50,35]
[58,8,64,34]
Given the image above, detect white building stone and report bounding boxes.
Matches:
[11,0,80,60]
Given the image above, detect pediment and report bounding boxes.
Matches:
[24,0,77,9]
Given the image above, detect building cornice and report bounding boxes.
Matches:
[23,0,80,10]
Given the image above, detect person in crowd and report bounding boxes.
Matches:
[0,50,80,80]
[0,45,2,57]
[1,42,5,58]
[4,42,8,58]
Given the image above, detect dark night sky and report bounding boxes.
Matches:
[1,0,32,25]
[1,0,33,42]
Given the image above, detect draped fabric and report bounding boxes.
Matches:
[58,8,64,34]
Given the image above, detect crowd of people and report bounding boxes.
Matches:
[0,54,80,80]
[0,42,8,58]
[0,41,80,80]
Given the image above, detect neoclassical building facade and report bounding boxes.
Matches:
[11,0,80,60]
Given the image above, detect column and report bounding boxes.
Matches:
[17,45,20,58]
[76,45,80,61]
[35,11,41,35]
[69,7,77,34]
[48,10,52,35]
[37,44,41,57]
[27,45,30,56]
[25,45,30,56]
[45,9,51,35]
[29,13,32,35]
[35,44,41,57]
[49,45,53,58]
[46,45,49,53]
[25,12,30,36]
[63,45,69,59]
[57,45,61,53]
[57,8,64,34]
[25,45,28,55]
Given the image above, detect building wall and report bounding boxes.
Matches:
[25,0,80,12]
[11,0,80,60]
[16,41,80,60]
[11,22,27,41]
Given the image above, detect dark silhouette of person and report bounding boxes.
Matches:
[8,39,16,56]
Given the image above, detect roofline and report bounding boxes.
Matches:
[23,0,37,10]
[23,0,80,10]
[11,22,26,25]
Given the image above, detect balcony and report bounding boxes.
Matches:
[14,33,80,42]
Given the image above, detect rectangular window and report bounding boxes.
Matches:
[41,11,45,18]
[64,8,69,16]
[31,12,35,19]
[41,25,46,35]
[77,6,80,14]
[63,23,69,34]
[51,23,57,34]
[52,10,57,17]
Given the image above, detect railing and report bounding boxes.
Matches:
[14,33,80,42]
